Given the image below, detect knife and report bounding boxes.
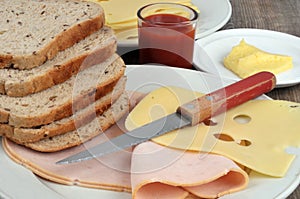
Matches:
[57,71,276,164]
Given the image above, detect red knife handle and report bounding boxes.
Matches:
[177,71,276,126]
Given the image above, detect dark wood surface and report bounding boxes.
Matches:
[121,0,300,198]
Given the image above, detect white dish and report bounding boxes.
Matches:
[117,0,232,47]
[193,28,300,87]
[0,65,299,198]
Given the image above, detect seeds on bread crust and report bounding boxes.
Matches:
[0,55,126,128]
[0,27,116,97]
[0,0,104,69]
[1,78,126,143]
[24,92,129,152]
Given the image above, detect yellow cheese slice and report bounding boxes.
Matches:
[89,0,199,32]
[114,28,139,40]
[224,39,293,78]
[125,86,300,177]
[95,0,198,23]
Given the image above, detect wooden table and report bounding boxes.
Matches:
[121,0,300,198]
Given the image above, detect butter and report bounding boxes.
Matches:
[125,86,300,177]
[224,39,293,78]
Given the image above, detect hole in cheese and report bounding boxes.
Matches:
[233,114,251,124]
[285,146,300,155]
[203,119,217,126]
[238,139,252,147]
[214,133,234,142]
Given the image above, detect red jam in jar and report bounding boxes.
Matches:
[138,3,198,69]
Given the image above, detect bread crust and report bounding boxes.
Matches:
[0,0,105,70]
[24,93,129,152]
[1,28,117,97]
[1,78,126,143]
[0,56,126,128]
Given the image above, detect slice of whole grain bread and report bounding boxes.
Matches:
[0,26,117,97]
[1,78,126,143]
[24,91,129,152]
[0,54,126,128]
[0,0,104,69]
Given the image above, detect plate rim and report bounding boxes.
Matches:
[194,0,232,39]
[1,64,299,199]
[193,28,300,88]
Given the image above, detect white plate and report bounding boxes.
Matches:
[117,0,232,47]
[0,65,299,199]
[193,28,300,88]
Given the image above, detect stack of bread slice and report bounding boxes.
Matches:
[0,0,129,152]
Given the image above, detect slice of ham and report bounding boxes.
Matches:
[1,91,145,192]
[3,131,248,198]
[2,91,249,198]
[3,118,132,192]
[131,142,249,199]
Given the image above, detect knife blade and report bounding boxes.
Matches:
[57,71,276,164]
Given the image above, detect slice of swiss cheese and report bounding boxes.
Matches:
[125,86,300,177]
[88,0,199,39]
[91,0,198,25]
